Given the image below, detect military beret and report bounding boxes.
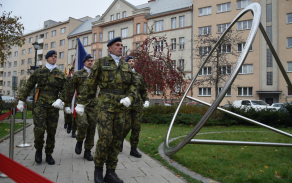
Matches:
[125,56,133,62]
[45,50,57,59]
[107,37,122,47]
[82,54,93,62]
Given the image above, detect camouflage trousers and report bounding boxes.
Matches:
[65,111,77,132]
[33,102,59,154]
[123,108,142,147]
[75,106,98,150]
[72,117,77,132]
[94,108,125,169]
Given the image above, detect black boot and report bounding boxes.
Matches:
[94,167,104,183]
[67,124,72,134]
[72,131,76,138]
[46,154,55,165]
[35,149,42,163]
[84,149,93,161]
[120,139,124,152]
[64,123,67,129]
[75,141,83,155]
[104,169,123,183]
[130,146,142,158]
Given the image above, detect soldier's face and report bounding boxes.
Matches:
[108,42,123,56]
[84,58,94,68]
[47,54,57,65]
[128,59,135,69]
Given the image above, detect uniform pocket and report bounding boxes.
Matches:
[101,66,115,82]
[122,68,132,84]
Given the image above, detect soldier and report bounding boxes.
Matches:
[64,66,74,135]
[17,50,66,165]
[75,37,136,183]
[121,56,149,158]
[65,54,97,161]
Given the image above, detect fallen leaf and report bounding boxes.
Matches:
[223,151,225,153]
[161,156,165,158]
[245,146,248,147]
[190,124,193,127]
[275,150,278,151]
[248,175,251,178]
[264,166,268,169]
[140,135,144,137]
[275,171,278,175]
[170,159,174,163]
[148,137,151,138]
[176,174,180,177]
[275,175,281,179]
[151,138,155,141]
[241,148,244,150]
[210,181,214,183]
[209,169,213,172]
[212,156,218,158]
[224,176,228,178]
[260,170,264,172]
[145,143,148,145]
[159,136,161,138]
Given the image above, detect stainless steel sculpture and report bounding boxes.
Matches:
[164,3,292,156]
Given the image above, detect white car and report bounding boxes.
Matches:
[271,103,284,111]
[233,99,277,111]
[1,96,17,103]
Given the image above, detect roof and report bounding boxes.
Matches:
[68,16,100,37]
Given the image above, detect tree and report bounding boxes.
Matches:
[125,36,186,100]
[0,11,25,63]
[16,77,33,97]
[194,29,244,97]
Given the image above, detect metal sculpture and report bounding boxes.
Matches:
[164,3,292,156]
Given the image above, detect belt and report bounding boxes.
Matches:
[100,89,126,95]
[87,94,96,99]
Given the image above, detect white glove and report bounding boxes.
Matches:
[64,107,71,114]
[120,97,131,107]
[17,100,25,112]
[75,104,85,116]
[52,99,63,109]
[143,101,150,108]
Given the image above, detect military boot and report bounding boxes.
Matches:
[35,149,42,163]
[46,154,55,165]
[67,124,72,134]
[104,169,123,183]
[64,123,67,129]
[75,141,83,155]
[120,139,124,152]
[94,167,104,183]
[84,149,93,161]
[130,146,142,158]
[72,131,76,138]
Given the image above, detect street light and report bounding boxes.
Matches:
[32,42,40,114]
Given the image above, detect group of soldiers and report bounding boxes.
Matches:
[17,37,150,183]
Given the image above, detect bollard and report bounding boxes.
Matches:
[17,104,32,148]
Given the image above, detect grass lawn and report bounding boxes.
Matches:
[0,122,25,139]
[2,110,33,119]
[129,124,292,183]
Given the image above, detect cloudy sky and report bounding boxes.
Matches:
[1,0,148,34]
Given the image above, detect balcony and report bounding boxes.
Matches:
[37,49,43,55]
[0,68,3,72]
[0,77,3,81]
[0,86,3,90]
[38,38,44,44]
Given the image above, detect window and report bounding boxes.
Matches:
[28,48,32,53]
[217,3,231,13]
[14,61,17,67]
[218,87,231,96]
[52,30,56,37]
[237,42,253,52]
[266,26,272,42]
[238,87,253,96]
[21,70,24,75]
[28,58,32,64]
[8,72,11,76]
[199,26,212,35]
[61,27,66,34]
[45,44,48,50]
[171,17,176,29]
[83,37,88,45]
[59,64,64,70]
[237,20,252,30]
[59,52,64,59]
[179,16,185,28]
[199,46,211,55]
[45,32,49,38]
[13,71,17,76]
[267,72,273,85]
[60,39,65,46]
[219,65,232,75]
[21,59,25,65]
[137,24,140,34]
[8,62,11,68]
[199,88,211,96]
[199,67,212,75]
[239,64,253,74]
[136,43,140,49]
[7,81,10,87]
[36,35,38,41]
[266,4,272,22]
[237,0,252,9]
[117,13,120,20]
[93,50,96,60]
[287,13,292,24]
[179,59,184,71]
[108,31,114,40]
[99,50,102,58]
[171,38,176,50]
[219,44,231,53]
[155,41,163,52]
[288,62,292,72]
[217,23,230,33]
[72,39,75,48]
[122,11,126,18]
[110,15,114,21]
[267,49,273,67]
[71,55,74,63]
[99,33,103,42]
[179,37,185,50]
[94,34,97,42]
[287,38,292,48]
[22,49,25,55]
[121,28,128,38]
[199,6,212,16]
[51,42,56,48]
[122,46,127,56]
[155,20,164,32]
[8,53,12,58]
[29,37,33,43]
[288,87,292,96]
[4,72,5,77]
[144,23,147,33]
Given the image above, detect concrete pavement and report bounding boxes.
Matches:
[0,110,186,183]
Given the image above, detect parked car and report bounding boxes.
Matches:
[221,104,232,109]
[271,103,284,111]
[233,99,277,111]
[186,102,204,107]
[26,96,34,103]
[159,101,175,106]
[1,96,17,103]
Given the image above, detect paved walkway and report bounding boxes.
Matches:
[0,111,186,183]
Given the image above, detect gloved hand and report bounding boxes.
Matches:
[120,97,131,107]
[75,104,85,116]
[143,101,150,108]
[52,99,63,109]
[64,107,71,114]
[17,100,25,112]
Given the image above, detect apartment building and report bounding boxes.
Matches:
[192,0,292,105]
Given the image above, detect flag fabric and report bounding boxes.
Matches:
[64,65,68,76]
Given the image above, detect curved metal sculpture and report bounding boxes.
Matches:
[164,3,292,156]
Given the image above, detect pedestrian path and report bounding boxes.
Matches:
[0,111,186,183]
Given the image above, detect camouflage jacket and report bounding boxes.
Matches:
[65,68,97,107]
[77,56,137,112]
[19,67,66,105]
[130,71,148,110]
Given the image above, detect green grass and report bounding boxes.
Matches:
[2,110,33,119]
[0,122,25,139]
[130,124,292,183]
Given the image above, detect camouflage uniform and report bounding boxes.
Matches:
[123,72,148,147]
[78,56,137,169]
[64,76,74,128]
[65,68,98,150]
[20,67,66,155]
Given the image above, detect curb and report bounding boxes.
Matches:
[0,123,32,142]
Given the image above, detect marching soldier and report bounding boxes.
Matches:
[64,66,74,135]
[65,54,97,161]
[75,37,137,183]
[17,50,66,165]
[121,56,149,158]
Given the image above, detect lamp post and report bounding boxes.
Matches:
[32,42,40,114]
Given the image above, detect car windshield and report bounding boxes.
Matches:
[251,101,268,105]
